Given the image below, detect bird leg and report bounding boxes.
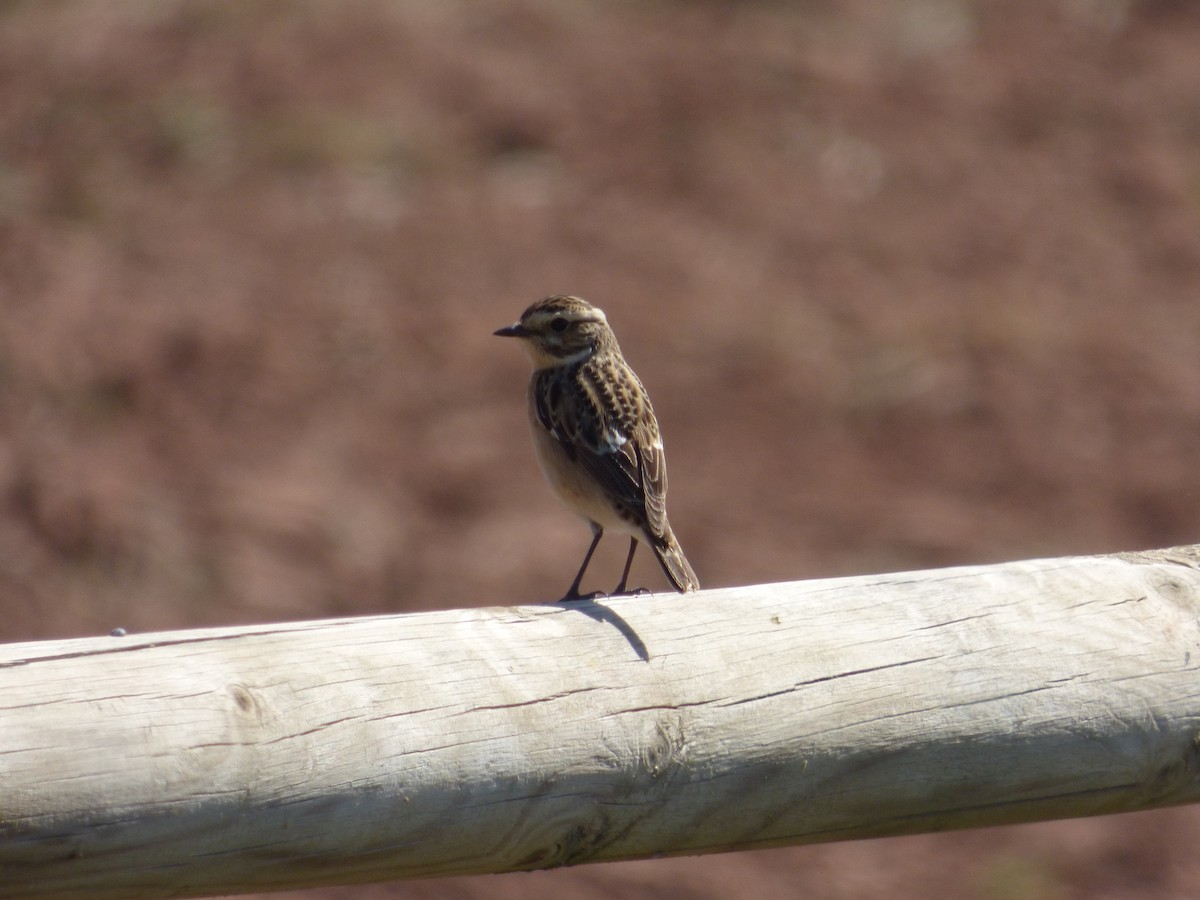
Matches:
[612,536,639,595]
[562,525,604,601]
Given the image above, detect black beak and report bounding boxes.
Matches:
[494,323,529,338]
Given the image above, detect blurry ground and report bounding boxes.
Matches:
[3,0,1200,897]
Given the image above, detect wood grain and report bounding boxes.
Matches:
[4,546,1200,898]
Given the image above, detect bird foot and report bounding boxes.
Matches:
[610,586,653,598]
[559,589,608,603]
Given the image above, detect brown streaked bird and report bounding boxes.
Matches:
[495,295,700,600]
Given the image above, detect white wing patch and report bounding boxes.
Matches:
[601,425,629,454]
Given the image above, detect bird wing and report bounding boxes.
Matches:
[533,359,669,540]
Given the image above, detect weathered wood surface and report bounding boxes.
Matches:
[3,546,1200,899]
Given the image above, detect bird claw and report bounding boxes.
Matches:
[609,586,653,598]
[559,589,607,603]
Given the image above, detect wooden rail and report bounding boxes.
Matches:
[4,545,1200,899]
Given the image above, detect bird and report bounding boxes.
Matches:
[494,295,700,600]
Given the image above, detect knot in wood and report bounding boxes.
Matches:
[228,683,258,716]
[1150,571,1200,615]
[642,718,685,779]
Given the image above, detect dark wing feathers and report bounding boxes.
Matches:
[638,440,668,539]
[533,358,670,541]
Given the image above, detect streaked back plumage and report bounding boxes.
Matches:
[496,295,699,595]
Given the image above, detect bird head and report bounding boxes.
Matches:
[494,295,616,368]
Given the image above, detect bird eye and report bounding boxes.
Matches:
[550,317,569,332]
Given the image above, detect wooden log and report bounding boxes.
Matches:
[3,546,1200,899]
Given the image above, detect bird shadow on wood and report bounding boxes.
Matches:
[554,597,650,662]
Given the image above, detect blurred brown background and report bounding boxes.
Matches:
[3,1,1200,897]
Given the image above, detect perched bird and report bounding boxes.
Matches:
[495,295,700,600]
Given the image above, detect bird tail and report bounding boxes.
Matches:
[652,526,700,594]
